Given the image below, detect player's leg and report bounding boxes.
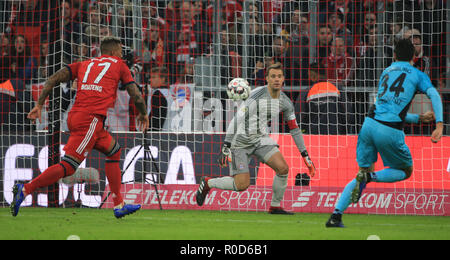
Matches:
[352,123,413,203]
[258,146,292,215]
[11,154,81,217]
[196,148,250,206]
[10,112,95,216]
[327,119,377,227]
[95,131,140,218]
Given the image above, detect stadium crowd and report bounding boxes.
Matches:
[0,0,448,134]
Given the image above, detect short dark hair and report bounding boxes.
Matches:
[266,62,285,76]
[100,36,122,55]
[394,38,415,62]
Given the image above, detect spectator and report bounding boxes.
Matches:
[9,34,38,85]
[261,0,287,24]
[141,0,167,40]
[404,28,439,87]
[147,66,169,132]
[281,8,309,43]
[287,26,310,87]
[166,1,211,83]
[413,0,445,71]
[324,37,354,88]
[62,0,82,63]
[71,0,90,24]
[37,39,49,80]
[116,6,134,48]
[83,25,100,57]
[385,14,411,46]
[315,24,333,64]
[219,26,242,85]
[354,11,377,47]
[8,0,50,59]
[1,33,9,57]
[247,17,265,83]
[327,10,353,55]
[142,20,165,77]
[165,1,182,27]
[355,27,393,88]
[0,36,32,131]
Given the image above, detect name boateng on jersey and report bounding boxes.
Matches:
[67,55,135,116]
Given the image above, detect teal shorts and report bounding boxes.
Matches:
[357,117,413,169]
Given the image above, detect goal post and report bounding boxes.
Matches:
[0,0,449,215]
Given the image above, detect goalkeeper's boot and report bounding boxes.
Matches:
[326,213,345,228]
[268,206,294,215]
[10,183,25,217]
[196,177,211,206]
[351,170,370,204]
[114,204,141,219]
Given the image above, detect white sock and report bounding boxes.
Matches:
[271,174,288,207]
[208,177,238,191]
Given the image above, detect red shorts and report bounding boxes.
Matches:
[64,111,113,162]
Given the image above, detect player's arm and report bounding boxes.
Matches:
[426,87,444,143]
[287,116,316,177]
[27,67,71,123]
[282,96,315,176]
[219,105,241,168]
[417,71,444,143]
[126,82,149,132]
[405,111,436,124]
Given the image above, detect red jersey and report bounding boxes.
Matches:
[67,55,135,116]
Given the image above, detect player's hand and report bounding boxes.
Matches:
[137,113,149,133]
[419,111,436,123]
[301,151,316,178]
[431,122,443,143]
[27,105,42,124]
[218,142,232,168]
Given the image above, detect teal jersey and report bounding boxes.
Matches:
[372,61,435,124]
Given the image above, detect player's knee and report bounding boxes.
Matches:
[106,142,121,161]
[234,175,250,191]
[277,164,289,176]
[403,167,413,180]
[60,156,80,177]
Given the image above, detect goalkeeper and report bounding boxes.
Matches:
[326,39,444,227]
[196,63,316,214]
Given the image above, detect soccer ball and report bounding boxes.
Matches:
[227,78,251,101]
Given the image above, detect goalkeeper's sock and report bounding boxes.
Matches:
[370,168,407,183]
[208,177,238,191]
[334,179,357,214]
[24,161,76,194]
[271,174,288,207]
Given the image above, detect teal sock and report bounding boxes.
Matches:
[371,168,406,183]
[334,179,357,214]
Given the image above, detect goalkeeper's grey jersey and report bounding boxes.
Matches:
[225,86,307,153]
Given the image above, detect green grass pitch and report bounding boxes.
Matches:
[1,208,449,240]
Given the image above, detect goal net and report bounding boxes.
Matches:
[0,0,449,215]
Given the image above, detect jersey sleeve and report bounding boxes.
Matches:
[282,94,307,154]
[120,62,135,86]
[66,62,82,81]
[417,70,434,93]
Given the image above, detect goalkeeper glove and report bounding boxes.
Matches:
[218,142,232,168]
[301,151,316,177]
